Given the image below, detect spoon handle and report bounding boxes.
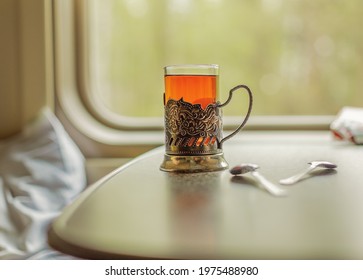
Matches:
[251,171,287,197]
[279,165,315,185]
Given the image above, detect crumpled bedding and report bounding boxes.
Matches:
[0,108,86,259]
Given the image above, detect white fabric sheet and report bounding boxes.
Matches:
[0,109,86,259]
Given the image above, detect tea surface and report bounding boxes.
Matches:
[164,75,217,109]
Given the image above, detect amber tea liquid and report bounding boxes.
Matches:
[164,75,218,109]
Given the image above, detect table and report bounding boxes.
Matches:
[48,131,363,259]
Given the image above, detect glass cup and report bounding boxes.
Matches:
[160,64,253,173]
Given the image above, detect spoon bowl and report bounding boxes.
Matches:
[230,163,259,175]
[309,161,337,169]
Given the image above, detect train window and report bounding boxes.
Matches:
[81,0,363,127]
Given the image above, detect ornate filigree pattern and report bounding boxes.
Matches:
[164,98,223,155]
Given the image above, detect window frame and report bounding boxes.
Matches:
[54,0,333,157]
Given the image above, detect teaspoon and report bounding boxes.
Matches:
[279,161,337,185]
[230,164,287,197]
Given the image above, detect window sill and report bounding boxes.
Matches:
[57,94,334,159]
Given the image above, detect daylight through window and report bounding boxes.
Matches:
[87,0,363,118]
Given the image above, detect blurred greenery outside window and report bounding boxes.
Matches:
[87,0,363,120]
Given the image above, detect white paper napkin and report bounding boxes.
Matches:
[330,107,363,144]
